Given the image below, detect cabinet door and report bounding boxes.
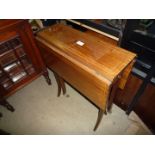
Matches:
[16,21,46,73]
[0,20,43,97]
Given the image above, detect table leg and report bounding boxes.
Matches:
[0,99,15,112]
[43,69,52,85]
[107,79,120,112]
[54,72,62,97]
[93,109,105,131]
[59,77,66,95]
[54,72,66,96]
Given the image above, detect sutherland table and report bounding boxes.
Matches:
[36,24,136,131]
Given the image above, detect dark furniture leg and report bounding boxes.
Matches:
[59,77,66,95]
[54,72,62,97]
[0,112,2,117]
[93,79,120,131]
[0,99,15,112]
[43,70,51,85]
[107,79,120,112]
[54,72,66,96]
[94,109,105,131]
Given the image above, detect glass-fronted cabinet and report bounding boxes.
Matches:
[0,20,51,116]
[0,35,36,90]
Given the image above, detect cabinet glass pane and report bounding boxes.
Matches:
[0,35,36,90]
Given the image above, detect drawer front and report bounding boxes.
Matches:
[39,44,111,110]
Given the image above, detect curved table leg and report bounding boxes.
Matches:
[59,77,66,95]
[93,109,105,131]
[43,69,52,85]
[54,72,62,97]
[54,72,66,96]
[107,79,120,113]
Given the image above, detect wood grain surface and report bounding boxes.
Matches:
[36,24,136,111]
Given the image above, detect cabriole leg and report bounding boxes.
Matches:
[93,108,105,131]
[59,77,66,95]
[54,72,62,97]
[43,70,51,85]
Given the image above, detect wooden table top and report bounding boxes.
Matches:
[36,24,136,84]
